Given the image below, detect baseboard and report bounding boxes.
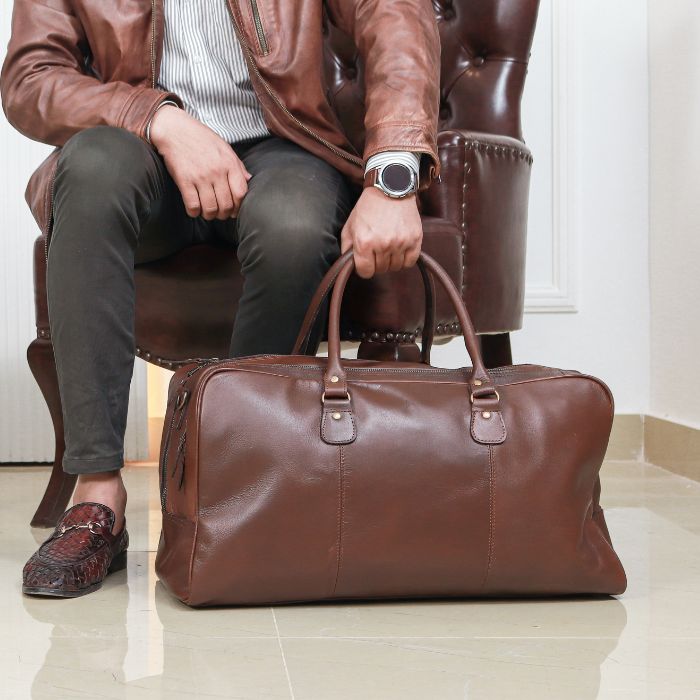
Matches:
[644,415,700,482]
[608,413,700,481]
[607,414,645,461]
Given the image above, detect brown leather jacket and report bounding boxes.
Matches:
[0,0,441,238]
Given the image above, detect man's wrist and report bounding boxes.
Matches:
[365,151,421,177]
[145,99,180,145]
[364,151,422,193]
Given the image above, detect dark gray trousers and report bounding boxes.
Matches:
[47,125,360,475]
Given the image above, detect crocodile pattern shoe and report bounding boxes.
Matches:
[22,502,129,598]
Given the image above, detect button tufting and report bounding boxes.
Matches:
[472,56,485,67]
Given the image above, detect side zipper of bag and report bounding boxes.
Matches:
[160,388,190,511]
[171,426,187,490]
[159,355,281,511]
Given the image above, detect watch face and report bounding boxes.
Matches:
[380,163,413,194]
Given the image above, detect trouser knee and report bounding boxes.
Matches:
[51,126,160,242]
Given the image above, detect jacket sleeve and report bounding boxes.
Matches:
[323,0,442,184]
[0,0,183,146]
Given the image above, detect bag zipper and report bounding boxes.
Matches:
[160,387,191,510]
[160,354,269,509]
[223,1,363,168]
[199,361,521,376]
[249,0,269,55]
[158,358,521,510]
[159,393,180,511]
[172,429,187,489]
[161,355,278,510]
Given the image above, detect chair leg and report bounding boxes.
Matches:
[357,340,422,362]
[26,337,76,528]
[479,332,513,369]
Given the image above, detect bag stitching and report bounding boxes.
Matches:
[470,410,506,444]
[332,445,346,595]
[481,445,495,588]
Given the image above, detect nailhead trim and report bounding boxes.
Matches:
[354,324,461,344]
[463,139,534,164]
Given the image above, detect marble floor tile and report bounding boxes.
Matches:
[1,460,699,699]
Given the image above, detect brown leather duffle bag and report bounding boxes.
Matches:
[154,250,627,606]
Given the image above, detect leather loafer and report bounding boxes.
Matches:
[22,502,129,598]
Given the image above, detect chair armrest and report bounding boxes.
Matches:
[420,130,533,224]
[419,130,534,333]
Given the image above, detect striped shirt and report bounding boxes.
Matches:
[157,0,270,143]
[151,0,422,184]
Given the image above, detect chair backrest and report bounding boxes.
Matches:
[323,0,540,148]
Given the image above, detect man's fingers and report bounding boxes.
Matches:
[198,183,219,221]
[353,249,375,278]
[227,170,248,218]
[374,250,391,275]
[340,224,352,253]
[388,249,406,273]
[404,239,422,268]
[213,178,235,220]
[180,181,202,218]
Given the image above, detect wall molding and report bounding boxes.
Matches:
[524,0,579,314]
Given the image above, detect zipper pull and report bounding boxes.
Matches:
[171,430,186,479]
[176,432,187,489]
[175,390,190,429]
[185,357,220,377]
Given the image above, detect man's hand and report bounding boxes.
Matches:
[340,186,423,278]
[149,105,252,220]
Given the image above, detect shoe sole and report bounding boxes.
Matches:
[22,549,128,598]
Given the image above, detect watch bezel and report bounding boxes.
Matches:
[376,162,417,198]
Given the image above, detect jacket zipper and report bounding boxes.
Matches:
[224,1,363,168]
[249,0,269,55]
[150,0,157,89]
[43,171,57,264]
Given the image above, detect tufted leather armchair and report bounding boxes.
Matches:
[26,0,540,526]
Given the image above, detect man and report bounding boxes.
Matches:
[1,0,441,597]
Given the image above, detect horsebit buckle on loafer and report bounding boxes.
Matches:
[53,521,103,539]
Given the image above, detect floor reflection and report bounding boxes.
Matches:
[3,460,699,698]
[21,552,628,699]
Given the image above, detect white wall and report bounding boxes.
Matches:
[434,0,651,417]
[647,0,700,428]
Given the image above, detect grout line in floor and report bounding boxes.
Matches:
[271,607,296,700]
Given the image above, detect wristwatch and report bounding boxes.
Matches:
[363,161,418,198]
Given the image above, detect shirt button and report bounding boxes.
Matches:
[192,55,202,64]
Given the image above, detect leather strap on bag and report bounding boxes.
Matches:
[311,250,506,446]
[292,250,436,364]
